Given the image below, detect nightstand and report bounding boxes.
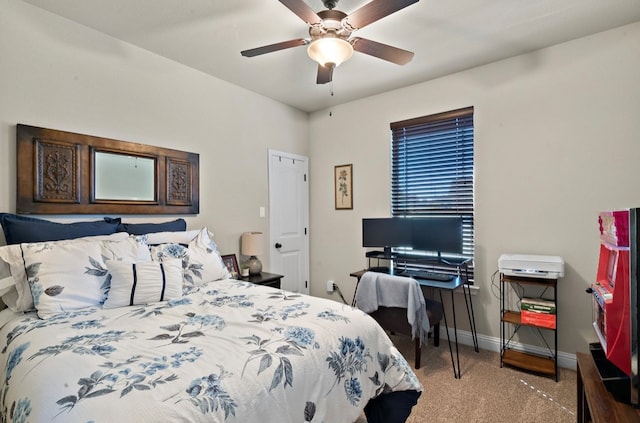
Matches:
[240,272,283,289]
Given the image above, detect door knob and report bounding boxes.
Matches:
[275,242,282,249]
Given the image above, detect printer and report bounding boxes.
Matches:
[498,254,565,279]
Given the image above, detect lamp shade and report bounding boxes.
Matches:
[241,232,263,256]
[307,37,353,67]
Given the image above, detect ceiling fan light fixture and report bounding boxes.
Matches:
[307,37,353,67]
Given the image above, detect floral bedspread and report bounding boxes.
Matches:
[0,279,422,423]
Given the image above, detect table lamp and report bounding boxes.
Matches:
[241,231,263,275]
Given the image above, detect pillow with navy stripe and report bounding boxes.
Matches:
[103,259,182,309]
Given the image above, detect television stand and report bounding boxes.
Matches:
[577,352,640,421]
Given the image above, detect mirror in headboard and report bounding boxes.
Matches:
[93,151,156,202]
[16,124,199,214]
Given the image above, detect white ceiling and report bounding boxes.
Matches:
[22,0,640,112]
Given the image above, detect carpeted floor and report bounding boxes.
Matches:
[357,334,576,422]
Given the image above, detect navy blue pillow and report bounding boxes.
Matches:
[0,213,121,245]
[117,218,186,235]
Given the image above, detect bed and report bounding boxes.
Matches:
[0,216,422,423]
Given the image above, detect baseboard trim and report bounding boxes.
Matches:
[437,326,577,371]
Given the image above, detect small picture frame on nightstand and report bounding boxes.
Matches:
[221,254,239,278]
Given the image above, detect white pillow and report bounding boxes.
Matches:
[103,236,152,262]
[0,267,17,311]
[15,235,149,317]
[0,257,17,310]
[0,259,15,297]
[149,227,230,286]
[103,259,183,309]
[23,241,108,318]
[0,244,31,312]
[141,229,201,245]
[0,232,132,312]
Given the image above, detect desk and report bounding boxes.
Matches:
[576,352,640,422]
[350,269,479,378]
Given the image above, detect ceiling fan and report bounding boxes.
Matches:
[241,0,420,84]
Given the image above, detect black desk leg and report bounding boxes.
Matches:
[439,289,462,379]
[351,278,359,307]
[450,290,462,378]
[462,283,479,352]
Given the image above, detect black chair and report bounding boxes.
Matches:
[367,297,443,369]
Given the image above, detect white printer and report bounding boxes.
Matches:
[498,254,565,279]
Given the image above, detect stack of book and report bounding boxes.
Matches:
[520,298,556,329]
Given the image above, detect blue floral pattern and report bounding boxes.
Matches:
[180,368,237,418]
[1,342,32,422]
[326,337,371,405]
[148,228,230,286]
[0,279,422,422]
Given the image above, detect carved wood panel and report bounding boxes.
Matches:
[167,158,192,206]
[34,139,81,203]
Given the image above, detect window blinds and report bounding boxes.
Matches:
[390,107,475,277]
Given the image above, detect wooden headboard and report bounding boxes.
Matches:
[16,124,199,215]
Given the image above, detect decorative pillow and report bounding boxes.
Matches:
[103,259,182,309]
[102,236,152,263]
[0,277,18,308]
[135,229,200,246]
[0,233,129,312]
[0,233,144,313]
[0,243,37,312]
[149,227,230,286]
[0,213,121,245]
[117,219,186,235]
[23,241,108,318]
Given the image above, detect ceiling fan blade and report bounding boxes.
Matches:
[241,39,308,57]
[351,37,414,65]
[279,0,322,25]
[316,64,334,84]
[344,0,419,30]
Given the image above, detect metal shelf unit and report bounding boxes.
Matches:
[500,273,558,381]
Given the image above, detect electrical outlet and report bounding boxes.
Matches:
[326,280,335,292]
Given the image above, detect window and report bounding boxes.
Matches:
[390,106,474,280]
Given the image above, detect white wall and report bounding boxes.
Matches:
[0,0,309,257]
[309,22,640,356]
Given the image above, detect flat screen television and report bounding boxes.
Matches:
[362,217,463,255]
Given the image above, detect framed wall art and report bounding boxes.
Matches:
[334,164,353,210]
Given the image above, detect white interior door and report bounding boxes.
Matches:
[268,149,309,294]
